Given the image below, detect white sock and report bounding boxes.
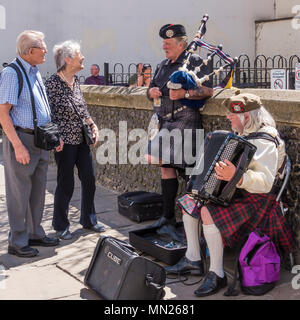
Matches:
[182,213,201,261]
[203,223,224,278]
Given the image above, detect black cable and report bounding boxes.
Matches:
[166,274,203,286]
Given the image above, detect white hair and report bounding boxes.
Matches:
[175,36,188,49]
[53,40,81,71]
[16,30,45,56]
[237,113,245,126]
[243,106,276,132]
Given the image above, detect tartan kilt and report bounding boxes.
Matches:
[177,190,296,254]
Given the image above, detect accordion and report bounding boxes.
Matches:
[186,130,257,206]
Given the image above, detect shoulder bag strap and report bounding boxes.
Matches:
[7,63,23,99]
[61,83,87,127]
[15,58,38,131]
[35,76,52,117]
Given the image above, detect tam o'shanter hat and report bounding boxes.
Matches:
[159,24,186,39]
[223,90,263,113]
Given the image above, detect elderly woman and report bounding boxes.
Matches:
[165,91,295,297]
[45,40,104,240]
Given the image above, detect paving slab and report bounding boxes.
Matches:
[0,186,6,197]
[94,195,119,213]
[0,264,85,300]
[96,210,134,229]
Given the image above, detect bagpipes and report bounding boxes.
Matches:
[167,14,238,109]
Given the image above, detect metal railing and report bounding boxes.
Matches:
[2,54,300,89]
[103,54,300,89]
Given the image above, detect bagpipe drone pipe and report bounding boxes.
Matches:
[167,14,238,109]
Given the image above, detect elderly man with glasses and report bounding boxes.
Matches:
[0,30,61,258]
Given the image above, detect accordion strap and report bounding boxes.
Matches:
[244,131,286,176]
[244,132,279,147]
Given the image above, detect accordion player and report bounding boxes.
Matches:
[186,130,257,206]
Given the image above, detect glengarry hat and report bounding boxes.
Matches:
[159,24,186,39]
[223,90,262,113]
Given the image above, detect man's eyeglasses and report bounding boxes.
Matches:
[31,47,47,52]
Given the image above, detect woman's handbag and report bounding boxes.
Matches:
[82,122,95,145]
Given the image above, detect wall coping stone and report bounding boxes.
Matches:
[81,85,300,127]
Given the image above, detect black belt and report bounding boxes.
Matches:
[15,126,34,135]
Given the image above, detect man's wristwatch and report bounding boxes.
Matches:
[184,90,190,98]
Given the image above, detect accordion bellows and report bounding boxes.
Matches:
[187,130,257,206]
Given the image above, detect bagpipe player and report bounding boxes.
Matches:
[145,23,213,231]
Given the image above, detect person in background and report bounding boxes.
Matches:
[0,30,60,257]
[84,64,105,85]
[45,40,105,240]
[129,62,143,87]
[137,64,152,87]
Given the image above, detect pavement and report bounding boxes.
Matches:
[0,137,299,301]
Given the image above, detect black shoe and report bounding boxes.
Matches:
[151,216,175,228]
[85,223,105,233]
[194,271,227,297]
[8,245,39,258]
[165,256,204,276]
[29,236,60,247]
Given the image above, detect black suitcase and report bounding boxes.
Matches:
[84,236,166,300]
[129,223,187,265]
[117,191,163,222]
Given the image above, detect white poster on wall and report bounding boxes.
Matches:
[270,69,287,90]
[295,63,300,90]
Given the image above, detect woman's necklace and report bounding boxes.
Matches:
[60,71,74,88]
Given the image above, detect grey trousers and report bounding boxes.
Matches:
[3,132,49,248]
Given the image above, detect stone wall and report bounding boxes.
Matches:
[83,85,300,248]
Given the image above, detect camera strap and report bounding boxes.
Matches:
[15,58,38,132]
